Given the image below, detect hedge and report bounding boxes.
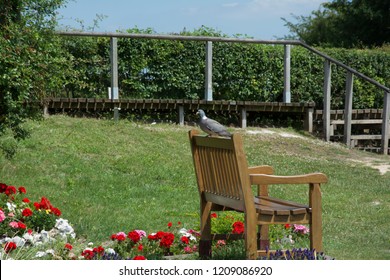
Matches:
[58,27,390,110]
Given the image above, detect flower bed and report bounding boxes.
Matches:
[1,181,327,260]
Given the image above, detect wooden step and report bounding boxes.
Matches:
[331,119,383,125]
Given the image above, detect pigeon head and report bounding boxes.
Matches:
[196,109,207,120]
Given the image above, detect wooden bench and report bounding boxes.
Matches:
[188,129,328,259]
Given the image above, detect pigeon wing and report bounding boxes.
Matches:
[204,118,231,137]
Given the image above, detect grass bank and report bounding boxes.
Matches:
[1,115,389,259]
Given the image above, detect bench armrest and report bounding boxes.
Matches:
[248,165,274,175]
[250,173,328,185]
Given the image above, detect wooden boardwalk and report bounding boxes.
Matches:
[43,97,315,131]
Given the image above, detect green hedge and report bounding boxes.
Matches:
[58,27,390,109]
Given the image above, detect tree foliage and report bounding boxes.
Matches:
[0,0,70,157]
[283,0,390,48]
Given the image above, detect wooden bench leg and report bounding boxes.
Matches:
[258,225,270,250]
[310,183,323,252]
[199,200,212,259]
[199,240,212,259]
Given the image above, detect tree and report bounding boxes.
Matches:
[0,0,69,157]
[282,0,390,48]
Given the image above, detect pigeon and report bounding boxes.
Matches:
[196,109,232,137]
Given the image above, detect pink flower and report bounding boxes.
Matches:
[0,210,5,222]
[216,240,226,247]
[135,230,146,238]
[293,224,310,235]
[184,246,193,253]
[9,221,19,228]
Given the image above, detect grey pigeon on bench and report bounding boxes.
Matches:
[196,109,232,137]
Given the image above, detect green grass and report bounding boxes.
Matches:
[1,115,390,259]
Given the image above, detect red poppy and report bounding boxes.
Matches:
[22,198,30,203]
[211,213,218,218]
[65,243,73,250]
[284,224,291,229]
[167,222,173,228]
[137,244,143,251]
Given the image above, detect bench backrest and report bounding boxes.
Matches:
[189,130,252,212]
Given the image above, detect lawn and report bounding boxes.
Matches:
[1,115,389,259]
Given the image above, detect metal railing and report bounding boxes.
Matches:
[57,31,390,154]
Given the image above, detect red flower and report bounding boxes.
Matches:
[148,234,159,241]
[64,243,73,250]
[137,244,143,251]
[51,207,61,216]
[17,222,26,229]
[22,198,30,203]
[133,255,146,260]
[4,242,17,253]
[110,234,117,240]
[211,213,218,218]
[128,230,141,243]
[93,246,105,256]
[284,224,291,229]
[22,208,33,217]
[180,236,190,244]
[0,183,8,193]
[156,231,165,239]
[232,221,245,234]
[81,249,94,260]
[160,232,175,248]
[167,222,173,228]
[18,187,26,194]
[27,229,33,235]
[5,186,16,196]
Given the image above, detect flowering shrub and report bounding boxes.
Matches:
[105,222,200,260]
[0,182,75,258]
[1,181,324,260]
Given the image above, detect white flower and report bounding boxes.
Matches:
[46,249,55,255]
[35,251,47,258]
[179,228,197,241]
[23,233,34,243]
[11,236,26,247]
[106,248,116,255]
[6,202,16,212]
[281,235,295,245]
[88,242,94,247]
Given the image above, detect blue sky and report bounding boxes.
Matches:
[57,0,327,40]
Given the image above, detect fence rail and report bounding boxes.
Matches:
[56,31,390,154]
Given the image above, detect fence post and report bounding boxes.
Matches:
[381,91,390,155]
[205,41,213,101]
[110,37,119,121]
[283,44,291,103]
[323,60,331,141]
[344,72,354,147]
